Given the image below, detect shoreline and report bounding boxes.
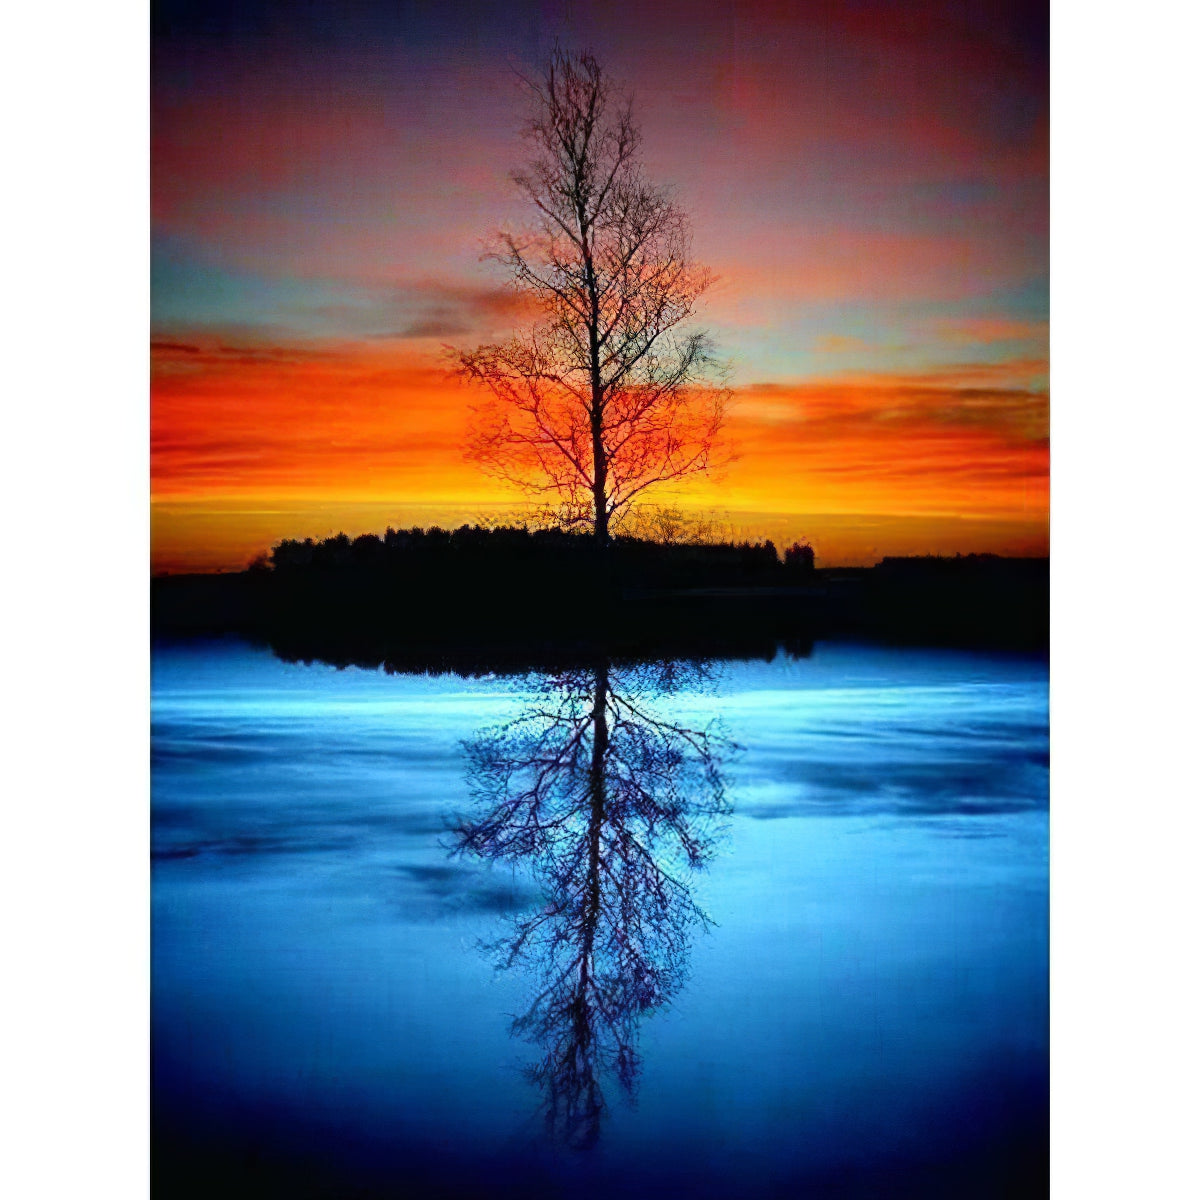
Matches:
[152,556,1049,658]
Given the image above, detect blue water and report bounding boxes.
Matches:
[152,639,1048,1198]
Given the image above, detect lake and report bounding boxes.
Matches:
[151,637,1048,1198]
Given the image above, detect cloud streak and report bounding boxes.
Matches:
[150,1,1048,569]
[152,337,1048,536]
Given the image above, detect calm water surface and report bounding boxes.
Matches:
[152,638,1048,1198]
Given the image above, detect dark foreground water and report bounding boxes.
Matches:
[152,638,1048,1198]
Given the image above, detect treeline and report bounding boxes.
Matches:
[154,524,820,652]
[152,528,1047,652]
[265,524,816,590]
[875,553,1047,578]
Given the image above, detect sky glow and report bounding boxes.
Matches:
[152,0,1048,570]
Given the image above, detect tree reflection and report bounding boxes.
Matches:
[452,659,733,1149]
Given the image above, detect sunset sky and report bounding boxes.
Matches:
[152,0,1048,571]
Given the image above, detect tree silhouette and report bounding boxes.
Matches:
[457,49,728,543]
[452,660,733,1148]
[784,540,816,575]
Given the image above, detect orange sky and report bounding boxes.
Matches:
[152,1,1048,571]
[151,337,1047,571]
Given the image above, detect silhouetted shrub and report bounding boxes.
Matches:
[784,542,816,575]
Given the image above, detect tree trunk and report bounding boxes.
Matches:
[584,662,609,952]
[579,661,608,1018]
[586,310,607,545]
[578,189,608,547]
[591,418,608,545]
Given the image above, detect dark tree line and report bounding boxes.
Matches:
[152,521,824,658]
[268,523,814,589]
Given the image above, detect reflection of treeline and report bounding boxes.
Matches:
[265,631,814,679]
[266,524,815,587]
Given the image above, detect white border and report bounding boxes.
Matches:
[7,2,1200,1196]
[1052,0,1200,1195]
[5,2,149,1197]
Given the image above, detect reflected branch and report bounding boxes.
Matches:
[452,660,734,1149]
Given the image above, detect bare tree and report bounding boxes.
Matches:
[457,49,728,543]
[623,502,733,546]
[453,660,733,1147]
